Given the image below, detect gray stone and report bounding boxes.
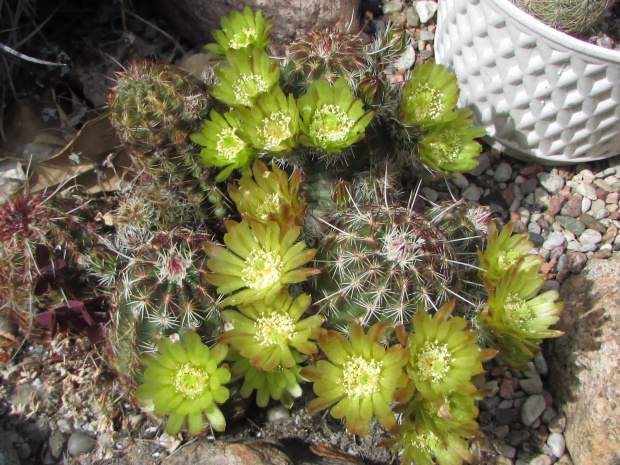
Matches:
[579,229,603,244]
[462,185,482,201]
[541,406,558,424]
[520,377,543,395]
[554,216,586,236]
[581,197,592,214]
[578,241,598,253]
[0,430,20,465]
[67,432,97,457]
[575,182,597,201]
[556,254,568,272]
[494,162,513,182]
[542,232,566,250]
[506,429,531,447]
[538,173,565,194]
[529,454,553,465]
[521,178,539,196]
[557,454,574,465]
[382,0,403,14]
[534,188,551,208]
[497,444,517,458]
[451,173,469,189]
[418,29,435,41]
[48,431,66,460]
[528,221,542,235]
[521,395,546,426]
[480,395,500,411]
[415,0,437,23]
[405,7,420,27]
[495,456,514,465]
[421,187,438,203]
[470,153,491,176]
[547,432,566,458]
[495,408,519,425]
[549,414,567,433]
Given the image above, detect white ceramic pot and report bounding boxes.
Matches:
[434,0,620,164]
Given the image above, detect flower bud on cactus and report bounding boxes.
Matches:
[227,159,307,227]
[313,204,462,329]
[515,0,614,35]
[108,62,211,180]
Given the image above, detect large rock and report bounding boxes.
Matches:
[547,253,620,465]
[162,438,293,465]
[155,0,360,55]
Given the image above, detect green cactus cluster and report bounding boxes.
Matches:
[1,5,566,457]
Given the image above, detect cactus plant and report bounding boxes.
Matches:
[312,204,465,329]
[514,0,615,35]
[107,230,223,388]
[108,62,211,180]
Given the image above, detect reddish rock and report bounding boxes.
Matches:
[547,254,620,465]
[540,257,557,274]
[502,187,515,206]
[154,0,360,55]
[547,194,567,217]
[560,195,583,218]
[499,378,515,399]
[520,164,543,177]
[602,224,618,245]
[577,214,606,233]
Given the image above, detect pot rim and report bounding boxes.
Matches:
[488,0,620,63]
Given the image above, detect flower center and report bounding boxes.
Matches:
[216,127,247,161]
[408,83,445,122]
[258,111,292,150]
[341,356,383,399]
[381,227,426,269]
[241,248,283,290]
[415,341,453,383]
[504,295,532,324]
[232,74,270,106]
[174,363,209,399]
[310,104,354,145]
[497,250,520,271]
[428,130,462,162]
[254,312,297,346]
[256,193,281,220]
[229,28,257,49]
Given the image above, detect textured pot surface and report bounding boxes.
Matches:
[435,0,620,164]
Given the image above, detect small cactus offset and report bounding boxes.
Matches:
[108,62,211,180]
[515,0,615,35]
[313,204,462,329]
[282,29,372,95]
[107,230,223,388]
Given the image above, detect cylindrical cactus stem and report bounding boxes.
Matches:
[108,61,212,180]
[312,204,461,330]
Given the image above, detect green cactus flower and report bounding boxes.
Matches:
[227,159,307,227]
[398,300,496,400]
[416,108,486,174]
[236,87,300,153]
[301,323,408,437]
[479,221,545,288]
[204,219,319,306]
[211,48,280,107]
[190,110,258,181]
[398,59,460,129]
[134,332,231,435]
[297,78,374,153]
[381,397,476,465]
[480,264,563,367]
[206,7,273,55]
[229,349,306,408]
[219,292,324,371]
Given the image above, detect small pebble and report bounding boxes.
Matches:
[557,454,574,465]
[382,0,403,14]
[547,432,566,457]
[554,216,585,236]
[575,181,597,200]
[495,456,514,465]
[561,195,583,217]
[581,196,592,213]
[534,188,551,208]
[549,415,567,433]
[470,153,491,176]
[521,395,546,426]
[267,405,291,422]
[579,229,603,244]
[451,173,469,189]
[405,7,420,26]
[497,444,517,459]
[494,162,513,182]
[529,454,553,465]
[415,0,437,23]
[67,432,97,457]
[421,187,438,202]
[542,232,565,250]
[537,173,564,194]
[462,185,482,201]
[520,377,543,395]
